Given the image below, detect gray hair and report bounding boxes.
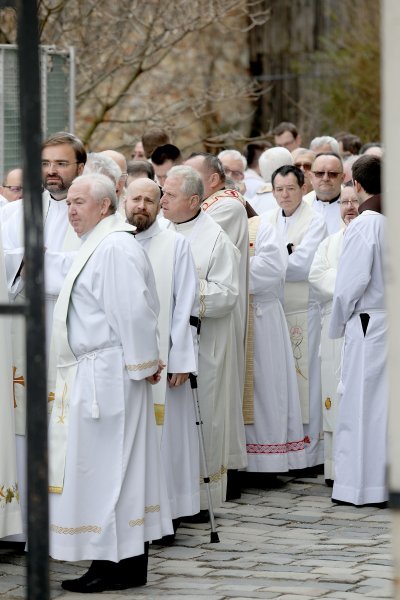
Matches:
[167,165,204,201]
[71,173,118,211]
[310,136,340,154]
[84,152,122,185]
[218,149,247,170]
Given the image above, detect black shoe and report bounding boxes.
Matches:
[226,469,242,501]
[180,510,210,524]
[331,498,353,507]
[61,559,147,593]
[151,533,175,546]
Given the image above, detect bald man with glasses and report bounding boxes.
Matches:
[304,153,345,235]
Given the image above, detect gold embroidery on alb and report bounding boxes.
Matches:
[126,359,158,371]
[12,366,25,409]
[145,504,160,513]
[57,383,68,424]
[129,518,145,527]
[50,524,102,535]
[154,404,165,425]
[200,465,227,484]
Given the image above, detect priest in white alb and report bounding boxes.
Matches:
[125,177,200,536]
[0,227,22,540]
[48,173,172,593]
[1,132,85,542]
[309,185,359,482]
[184,152,248,499]
[161,165,240,511]
[266,165,327,469]
[244,213,307,472]
[330,155,388,506]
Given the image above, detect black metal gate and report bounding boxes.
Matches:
[0,1,49,598]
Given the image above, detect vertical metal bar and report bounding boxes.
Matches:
[15,1,49,599]
[0,47,4,179]
[69,46,76,133]
[383,1,400,597]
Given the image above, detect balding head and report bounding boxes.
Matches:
[125,177,161,232]
[100,150,128,197]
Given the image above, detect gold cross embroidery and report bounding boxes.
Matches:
[57,383,67,424]
[12,366,25,409]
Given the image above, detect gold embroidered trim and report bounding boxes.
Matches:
[12,366,25,409]
[48,391,55,403]
[200,465,227,485]
[129,518,145,527]
[126,359,158,371]
[154,403,165,426]
[50,524,102,535]
[145,504,160,513]
[129,505,160,527]
[243,216,261,425]
[57,382,68,424]
[199,279,206,318]
[0,484,19,507]
[49,486,63,494]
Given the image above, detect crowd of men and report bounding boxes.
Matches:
[0,122,387,593]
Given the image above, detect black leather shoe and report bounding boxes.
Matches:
[61,561,146,593]
[180,510,210,523]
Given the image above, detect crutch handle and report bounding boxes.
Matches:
[189,372,197,389]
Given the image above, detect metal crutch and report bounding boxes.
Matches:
[189,316,220,543]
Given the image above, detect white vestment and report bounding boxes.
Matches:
[203,189,248,470]
[248,183,278,215]
[48,215,172,561]
[168,211,240,508]
[266,202,327,467]
[136,220,200,519]
[1,191,80,540]
[303,191,342,235]
[309,228,345,480]
[244,169,264,200]
[329,210,388,505]
[245,215,307,472]
[0,226,22,538]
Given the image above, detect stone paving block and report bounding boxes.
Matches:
[311,566,363,580]
[151,547,207,560]
[0,578,21,594]
[265,585,327,596]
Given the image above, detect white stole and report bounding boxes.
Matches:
[146,230,176,433]
[48,215,135,493]
[267,202,314,423]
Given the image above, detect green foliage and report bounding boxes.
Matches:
[318,1,380,142]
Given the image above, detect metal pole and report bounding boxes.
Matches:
[382,2,400,598]
[15,1,49,599]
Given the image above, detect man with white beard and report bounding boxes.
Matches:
[125,177,200,538]
[309,185,359,483]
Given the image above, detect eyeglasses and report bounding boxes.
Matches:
[41,160,79,169]
[224,167,244,180]
[3,185,23,192]
[294,162,312,171]
[340,199,359,207]
[312,171,343,179]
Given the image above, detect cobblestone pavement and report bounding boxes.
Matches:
[0,474,393,599]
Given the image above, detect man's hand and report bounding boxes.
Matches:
[167,373,189,388]
[146,360,166,385]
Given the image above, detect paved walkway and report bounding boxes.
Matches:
[0,474,393,599]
